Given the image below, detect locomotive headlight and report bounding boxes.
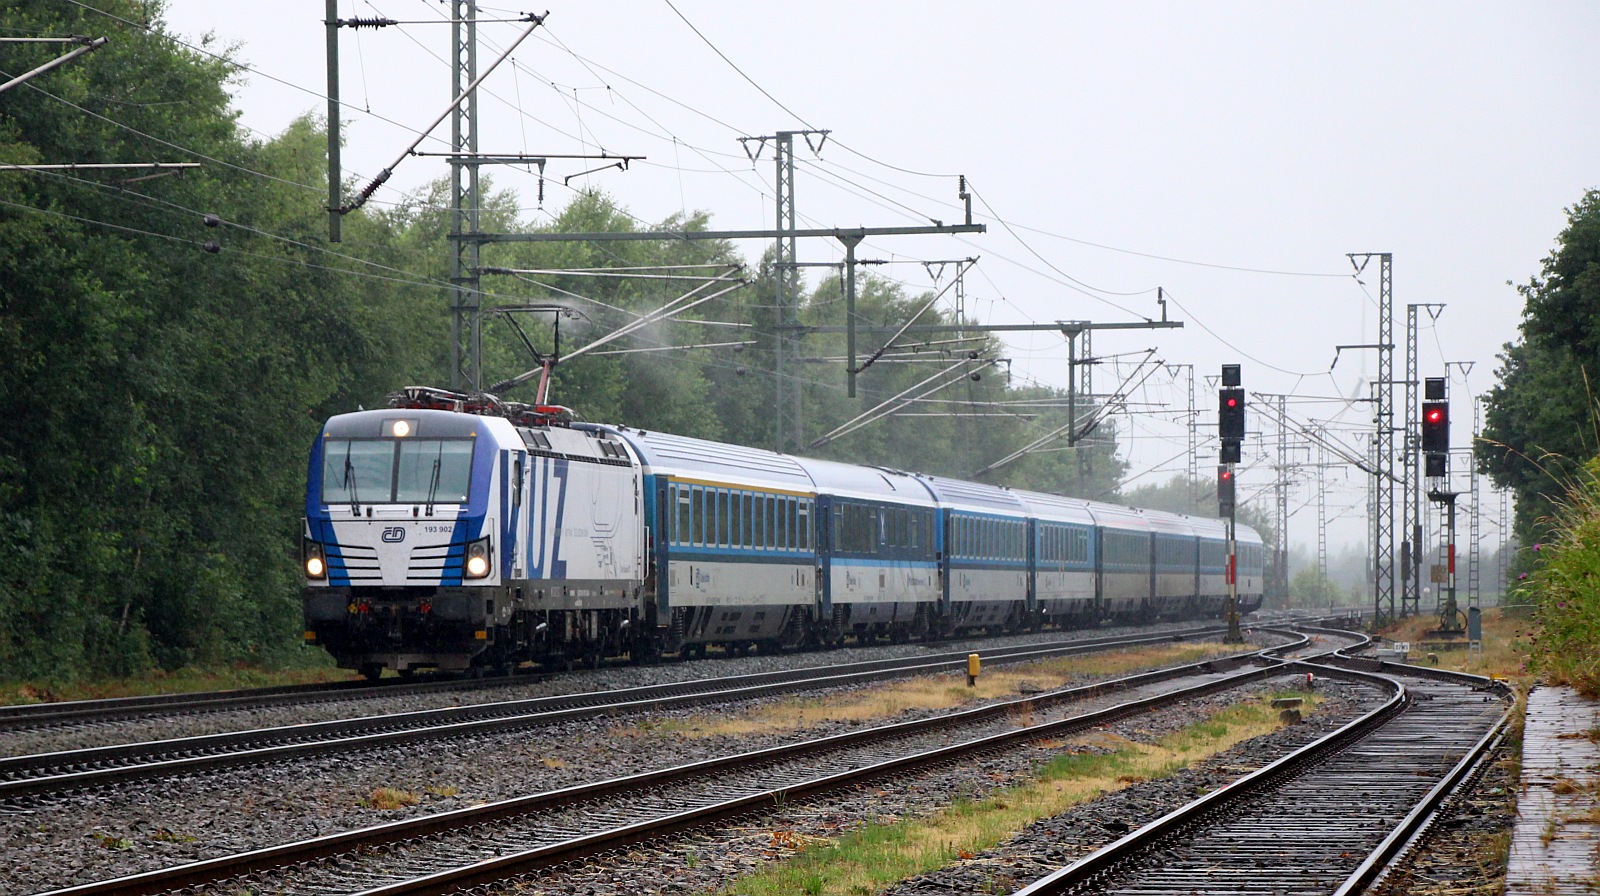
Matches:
[463,536,492,579]
[303,539,328,580]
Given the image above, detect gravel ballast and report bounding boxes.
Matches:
[2,630,1280,895]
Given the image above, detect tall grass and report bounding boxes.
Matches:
[1520,454,1600,695]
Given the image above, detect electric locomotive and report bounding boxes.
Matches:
[301,388,648,678]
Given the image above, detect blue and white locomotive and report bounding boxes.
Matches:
[301,387,1265,678]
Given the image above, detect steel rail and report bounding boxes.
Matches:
[1010,658,1510,895]
[0,626,1258,801]
[0,624,1236,731]
[1332,714,1511,895]
[40,642,1315,896]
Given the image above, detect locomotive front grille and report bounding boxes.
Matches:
[332,544,381,582]
[407,541,465,581]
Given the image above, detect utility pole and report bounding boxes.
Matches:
[1275,393,1289,604]
[1403,303,1419,618]
[1315,427,1328,599]
[1499,487,1509,605]
[448,0,481,391]
[1468,395,1482,606]
[1187,365,1197,508]
[324,1,342,243]
[1402,303,1445,618]
[739,130,829,451]
[1165,364,1197,509]
[1368,385,1389,623]
[1349,253,1396,627]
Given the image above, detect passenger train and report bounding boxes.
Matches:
[302,387,1264,679]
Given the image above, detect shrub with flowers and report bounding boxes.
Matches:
[1518,456,1600,695]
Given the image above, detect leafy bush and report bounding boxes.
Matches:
[1518,455,1600,695]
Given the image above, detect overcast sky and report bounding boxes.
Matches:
[157,1,1599,559]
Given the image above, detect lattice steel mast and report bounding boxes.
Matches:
[1351,253,1396,626]
[449,0,482,390]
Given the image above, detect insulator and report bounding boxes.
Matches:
[339,17,397,29]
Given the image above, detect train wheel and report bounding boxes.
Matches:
[359,663,383,682]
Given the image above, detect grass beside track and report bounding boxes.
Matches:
[716,690,1319,896]
[0,662,353,706]
[613,641,1242,740]
[1374,606,1530,683]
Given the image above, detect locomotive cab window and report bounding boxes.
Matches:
[322,438,474,505]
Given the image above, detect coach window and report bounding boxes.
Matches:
[743,492,753,548]
[772,496,780,549]
[781,498,792,550]
[712,490,725,547]
[753,493,763,549]
[798,500,810,550]
[788,498,799,551]
[681,486,694,544]
[688,487,700,546]
[728,493,740,548]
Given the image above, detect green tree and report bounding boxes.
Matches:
[0,2,439,678]
[1479,189,1600,553]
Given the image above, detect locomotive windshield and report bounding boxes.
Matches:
[321,438,475,505]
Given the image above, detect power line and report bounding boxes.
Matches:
[661,0,814,130]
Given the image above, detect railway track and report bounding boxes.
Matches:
[1010,654,1510,895]
[1,621,1314,735]
[0,613,1341,735]
[0,626,1256,802]
[42,635,1326,896]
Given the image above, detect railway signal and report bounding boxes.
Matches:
[1422,376,1448,476]
[1219,364,1244,464]
[1217,364,1244,644]
[1219,388,1245,441]
[1422,402,1448,453]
